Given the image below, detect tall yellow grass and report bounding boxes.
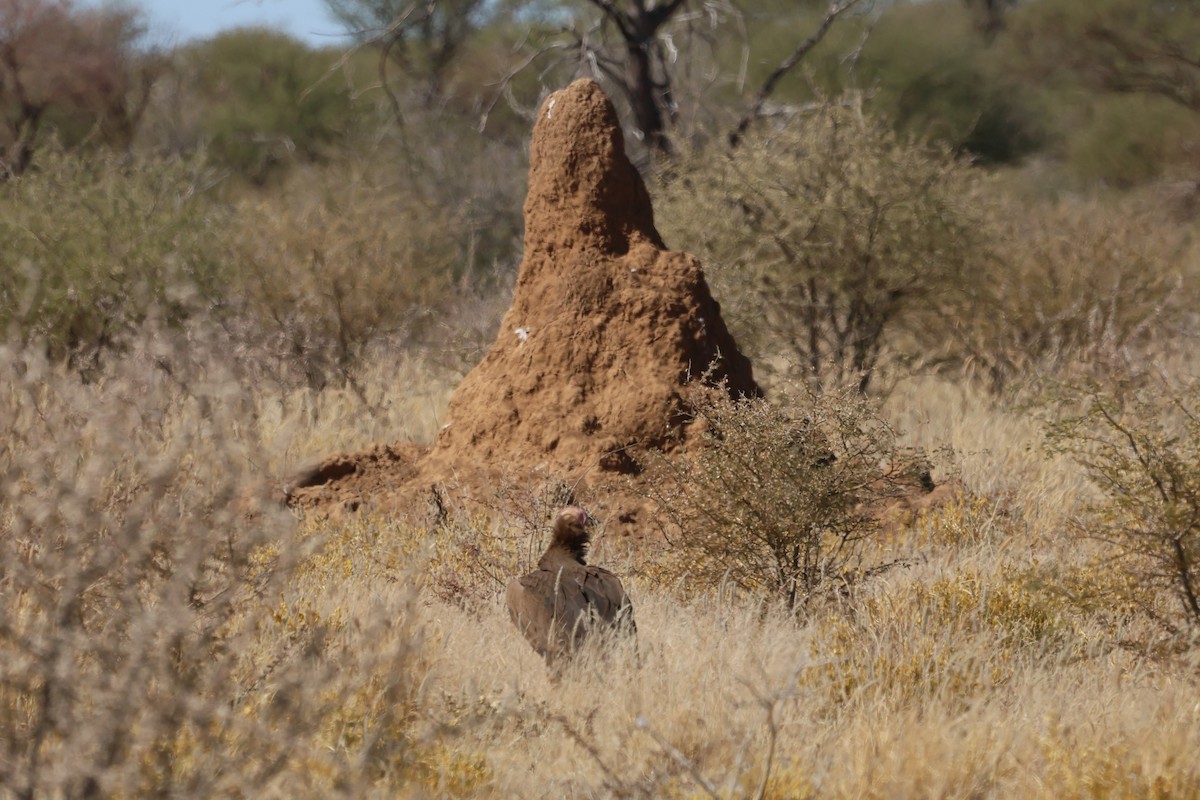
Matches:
[2,335,1197,799]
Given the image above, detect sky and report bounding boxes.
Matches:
[81,0,351,47]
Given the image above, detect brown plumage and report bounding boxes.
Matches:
[505,506,636,668]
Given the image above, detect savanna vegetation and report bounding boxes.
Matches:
[3,0,1200,796]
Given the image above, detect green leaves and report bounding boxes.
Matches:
[0,149,226,371]
[185,29,355,183]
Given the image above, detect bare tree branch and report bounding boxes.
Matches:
[478,37,575,133]
[729,0,863,148]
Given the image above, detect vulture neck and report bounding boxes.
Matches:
[541,537,588,567]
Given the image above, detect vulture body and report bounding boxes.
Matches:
[505,507,636,667]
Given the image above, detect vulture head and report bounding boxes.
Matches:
[549,505,591,562]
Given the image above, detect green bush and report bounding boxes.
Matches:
[638,382,909,613]
[1061,94,1200,188]
[655,107,990,392]
[857,0,1044,164]
[0,149,227,372]
[1004,0,1200,188]
[184,29,354,183]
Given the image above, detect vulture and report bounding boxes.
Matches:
[505,506,636,668]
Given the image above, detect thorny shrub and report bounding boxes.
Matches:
[954,197,1194,391]
[0,338,439,797]
[226,163,465,390]
[655,108,1197,396]
[0,147,502,392]
[1044,376,1200,638]
[655,107,989,393]
[638,382,913,613]
[0,340,296,795]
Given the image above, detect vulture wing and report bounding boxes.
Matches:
[578,565,637,635]
[505,562,636,664]
[505,570,559,661]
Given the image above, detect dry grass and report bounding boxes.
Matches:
[253,350,457,473]
[406,582,1200,799]
[2,332,1199,799]
[885,373,1087,529]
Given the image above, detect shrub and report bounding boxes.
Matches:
[655,107,990,393]
[0,149,227,373]
[1060,94,1200,188]
[1044,377,1200,635]
[1004,0,1200,188]
[638,381,909,613]
[857,0,1045,164]
[183,29,355,183]
[0,0,159,175]
[0,341,296,795]
[226,162,464,389]
[950,197,1194,390]
[0,338,440,796]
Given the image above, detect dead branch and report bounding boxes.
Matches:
[728,0,864,148]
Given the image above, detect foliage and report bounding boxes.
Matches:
[325,0,501,104]
[0,139,508,390]
[1059,93,1200,188]
[655,107,989,392]
[638,382,907,612]
[5,4,1200,796]
[0,343,307,794]
[1044,377,1200,633]
[998,0,1200,188]
[947,196,1194,390]
[225,162,465,389]
[372,102,527,282]
[1010,0,1200,116]
[0,149,226,372]
[2,336,1199,797]
[0,0,160,175]
[856,0,1044,164]
[0,338,484,797]
[183,29,355,183]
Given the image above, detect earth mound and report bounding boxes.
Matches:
[289,78,759,518]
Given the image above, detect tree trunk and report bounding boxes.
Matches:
[625,37,669,153]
